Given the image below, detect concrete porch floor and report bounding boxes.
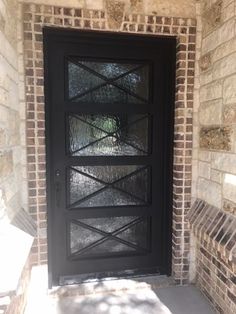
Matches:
[24,266,215,314]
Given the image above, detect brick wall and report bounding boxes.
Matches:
[189,199,236,313]
[192,0,236,312]
[21,0,196,285]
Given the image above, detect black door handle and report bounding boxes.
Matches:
[55,181,61,208]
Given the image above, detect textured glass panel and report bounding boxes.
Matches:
[79,61,138,79]
[69,216,149,256]
[69,114,149,156]
[67,59,149,104]
[114,168,149,203]
[119,115,148,154]
[69,168,105,206]
[88,239,135,254]
[74,165,142,183]
[69,115,108,155]
[78,188,145,207]
[68,165,149,208]
[70,223,103,254]
[74,136,145,156]
[81,216,136,233]
[76,84,144,104]
[117,219,148,249]
[116,66,149,101]
[68,62,104,99]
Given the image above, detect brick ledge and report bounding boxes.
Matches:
[187,199,236,264]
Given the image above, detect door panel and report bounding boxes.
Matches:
[68,113,150,156]
[67,58,150,104]
[69,216,150,258]
[44,29,176,287]
[68,165,150,208]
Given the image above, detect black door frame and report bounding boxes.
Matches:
[44,28,176,287]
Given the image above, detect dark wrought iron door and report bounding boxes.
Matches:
[44,29,176,287]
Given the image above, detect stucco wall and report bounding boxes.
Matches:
[20,0,196,18]
[0,0,26,221]
[193,0,236,217]
[192,0,236,312]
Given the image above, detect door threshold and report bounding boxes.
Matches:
[50,272,175,297]
[59,268,161,286]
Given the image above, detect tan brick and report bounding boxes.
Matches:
[197,178,222,207]
[0,151,13,177]
[223,74,236,105]
[199,126,232,151]
[199,99,222,125]
[223,173,236,203]
[211,152,236,175]
[223,105,236,124]
[200,80,222,102]
[213,53,236,81]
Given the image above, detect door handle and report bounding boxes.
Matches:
[55,169,61,208]
[55,169,61,177]
[55,181,61,208]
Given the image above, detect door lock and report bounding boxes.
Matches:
[55,169,61,177]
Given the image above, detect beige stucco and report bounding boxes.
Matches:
[0,0,26,220]
[193,0,236,210]
[20,0,196,17]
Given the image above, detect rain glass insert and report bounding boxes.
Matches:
[68,113,149,156]
[70,216,150,257]
[68,59,149,104]
[68,165,150,208]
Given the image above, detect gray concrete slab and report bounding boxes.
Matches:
[155,286,216,314]
[53,287,215,314]
[25,266,216,314]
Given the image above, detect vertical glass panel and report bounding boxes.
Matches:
[70,223,103,254]
[68,62,104,99]
[116,66,149,101]
[69,114,149,156]
[117,218,149,249]
[69,115,108,156]
[67,59,149,104]
[68,165,150,208]
[69,168,105,206]
[69,216,149,257]
[114,168,149,204]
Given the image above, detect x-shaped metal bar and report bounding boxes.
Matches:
[70,113,148,155]
[69,165,149,208]
[68,57,148,103]
[70,216,148,257]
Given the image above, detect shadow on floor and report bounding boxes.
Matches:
[24,266,215,314]
[55,287,215,314]
[56,290,172,314]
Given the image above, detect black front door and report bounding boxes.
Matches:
[44,28,175,287]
